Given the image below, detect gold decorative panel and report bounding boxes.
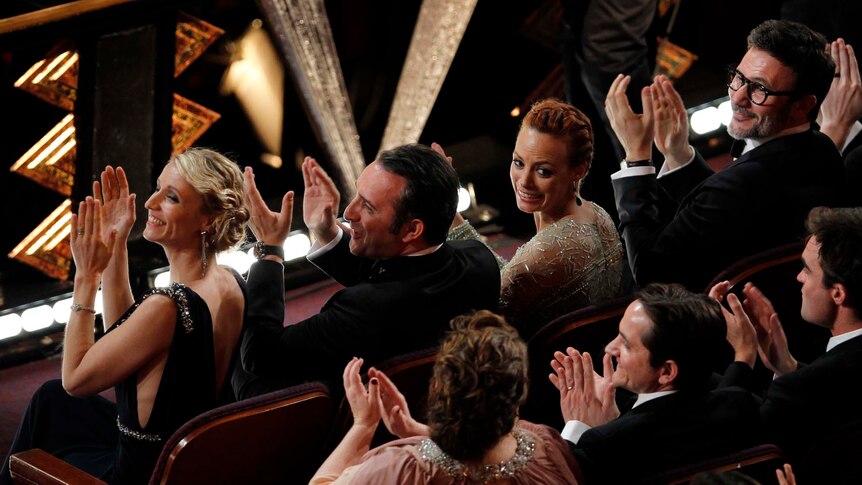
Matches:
[9,114,76,196]
[171,94,221,155]
[14,45,78,110]
[9,12,223,280]
[8,200,73,280]
[175,13,224,77]
[654,38,698,81]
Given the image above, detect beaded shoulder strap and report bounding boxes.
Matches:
[112,283,194,334]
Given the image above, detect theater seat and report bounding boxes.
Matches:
[642,444,785,484]
[798,418,862,484]
[521,296,632,427]
[10,382,333,485]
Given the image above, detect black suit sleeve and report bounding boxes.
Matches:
[613,151,765,288]
[309,234,369,286]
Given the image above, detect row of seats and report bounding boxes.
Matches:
[8,241,851,484]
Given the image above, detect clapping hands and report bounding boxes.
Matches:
[549,347,619,427]
[243,167,294,248]
[70,197,116,281]
[819,38,862,149]
[708,281,798,376]
[369,367,430,438]
[605,74,655,161]
[93,166,135,247]
[343,357,381,430]
[605,74,692,168]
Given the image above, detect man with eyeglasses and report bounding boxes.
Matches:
[605,19,844,291]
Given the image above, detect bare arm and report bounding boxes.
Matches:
[64,198,175,396]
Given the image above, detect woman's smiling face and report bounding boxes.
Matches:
[143,163,210,249]
[510,127,581,220]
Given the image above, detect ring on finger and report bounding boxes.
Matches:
[77,227,85,235]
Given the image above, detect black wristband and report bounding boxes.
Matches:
[254,241,285,260]
[625,159,653,168]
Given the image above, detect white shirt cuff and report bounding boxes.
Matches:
[656,145,696,178]
[842,121,862,154]
[307,227,343,261]
[561,420,592,444]
[611,165,656,180]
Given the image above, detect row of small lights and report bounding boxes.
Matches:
[1,188,475,341]
[0,233,311,341]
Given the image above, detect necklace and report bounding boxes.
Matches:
[419,428,536,483]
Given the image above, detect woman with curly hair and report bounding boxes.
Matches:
[1,148,250,485]
[311,310,580,484]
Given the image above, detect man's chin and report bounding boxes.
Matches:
[727,123,749,140]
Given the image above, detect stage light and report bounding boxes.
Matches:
[244,232,311,263]
[217,249,255,275]
[154,271,171,288]
[718,100,732,126]
[21,305,54,332]
[690,106,721,135]
[510,107,520,117]
[258,0,366,197]
[8,200,73,280]
[284,232,311,261]
[0,313,23,340]
[94,291,104,314]
[457,186,471,212]
[52,297,73,324]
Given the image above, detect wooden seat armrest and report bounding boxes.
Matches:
[10,449,107,485]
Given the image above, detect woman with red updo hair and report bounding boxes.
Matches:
[446,99,624,337]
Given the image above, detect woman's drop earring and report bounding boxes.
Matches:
[200,231,208,277]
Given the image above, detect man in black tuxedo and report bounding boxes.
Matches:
[233,144,500,399]
[550,284,761,483]
[605,20,844,290]
[715,207,862,474]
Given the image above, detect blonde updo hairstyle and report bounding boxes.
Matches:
[426,310,529,461]
[170,147,249,253]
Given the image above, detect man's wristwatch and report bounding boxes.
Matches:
[254,241,285,260]
[625,159,653,168]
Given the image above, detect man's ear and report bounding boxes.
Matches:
[832,282,848,307]
[793,94,817,121]
[657,360,679,388]
[400,218,425,244]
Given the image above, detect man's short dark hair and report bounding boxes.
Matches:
[747,20,834,121]
[377,144,459,246]
[806,207,862,317]
[637,283,727,392]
